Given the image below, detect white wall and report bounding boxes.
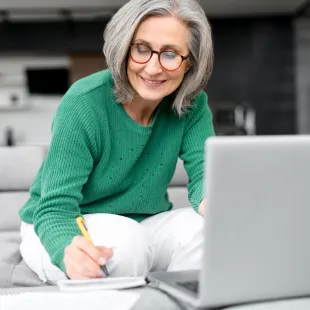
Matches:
[0,55,68,146]
[295,18,310,134]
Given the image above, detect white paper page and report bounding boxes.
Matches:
[57,276,147,292]
[0,290,140,310]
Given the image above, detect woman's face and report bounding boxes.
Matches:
[127,15,190,105]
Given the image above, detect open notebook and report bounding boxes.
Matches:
[0,290,140,310]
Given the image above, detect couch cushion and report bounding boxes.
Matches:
[167,187,190,209]
[0,231,22,288]
[0,192,29,231]
[169,159,188,187]
[11,260,50,288]
[0,231,48,288]
[0,146,45,191]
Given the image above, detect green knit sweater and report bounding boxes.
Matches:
[19,69,215,272]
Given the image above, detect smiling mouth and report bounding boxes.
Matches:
[141,76,167,85]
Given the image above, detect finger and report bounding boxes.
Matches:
[72,236,103,266]
[66,266,103,280]
[66,246,105,278]
[66,254,105,279]
[65,265,92,280]
[96,246,114,264]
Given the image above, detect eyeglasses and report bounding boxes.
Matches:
[129,43,190,71]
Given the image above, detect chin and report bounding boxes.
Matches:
[137,90,166,102]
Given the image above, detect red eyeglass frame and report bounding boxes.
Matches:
[129,43,190,72]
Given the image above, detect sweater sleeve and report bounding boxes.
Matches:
[179,91,215,212]
[33,92,100,272]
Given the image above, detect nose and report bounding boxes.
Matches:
[144,53,163,75]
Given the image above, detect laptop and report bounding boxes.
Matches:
[147,135,310,309]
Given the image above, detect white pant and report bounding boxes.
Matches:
[20,207,203,284]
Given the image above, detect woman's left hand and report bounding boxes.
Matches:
[198,199,205,217]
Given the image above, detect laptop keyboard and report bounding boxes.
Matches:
[177,280,199,293]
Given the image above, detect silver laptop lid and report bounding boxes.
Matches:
[200,136,310,307]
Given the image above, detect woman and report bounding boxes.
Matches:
[19,0,214,283]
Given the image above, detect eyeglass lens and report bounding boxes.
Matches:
[130,44,183,71]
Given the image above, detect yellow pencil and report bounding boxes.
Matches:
[76,216,110,277]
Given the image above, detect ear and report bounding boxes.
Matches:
[185,59,191,73]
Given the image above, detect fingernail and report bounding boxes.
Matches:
[99,257,107,265]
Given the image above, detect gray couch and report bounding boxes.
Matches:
[0,145,190,309]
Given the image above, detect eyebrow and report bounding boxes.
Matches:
[133,39,182,51]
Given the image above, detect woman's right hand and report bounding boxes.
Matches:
[64,236,113,280]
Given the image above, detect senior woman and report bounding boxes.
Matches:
[19,0,214,283]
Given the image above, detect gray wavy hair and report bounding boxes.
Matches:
[103,0,213,116]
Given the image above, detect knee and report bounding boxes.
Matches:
[172,208,204,245]
[20,225,44,280]
[167,209,204,271]
[110,223,154,277]
[85,214,154,277]
[20,224,67,283]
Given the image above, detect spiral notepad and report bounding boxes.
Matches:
[57,276,147,292]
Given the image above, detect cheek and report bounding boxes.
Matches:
[127,58,141,76]
[127,61,141,88]
[168,71,186,88]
